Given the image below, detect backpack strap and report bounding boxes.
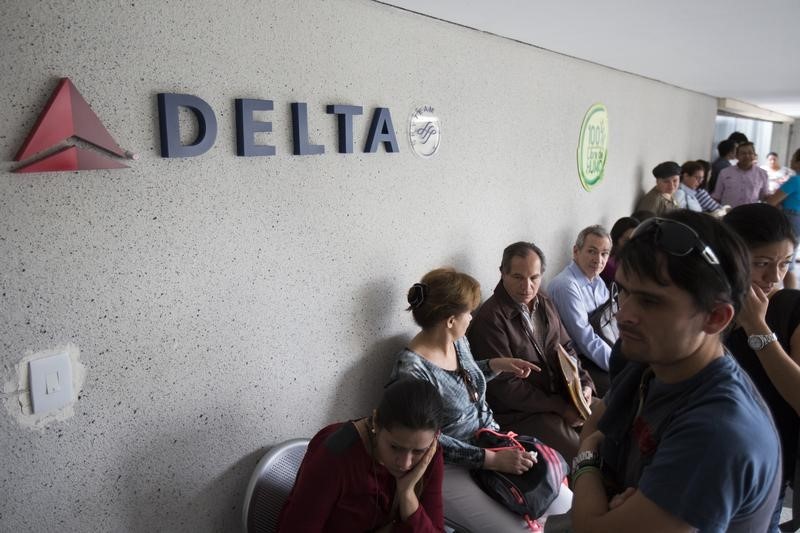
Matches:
[474,428,526,453]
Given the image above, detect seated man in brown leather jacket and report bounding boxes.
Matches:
[467,241,595,463]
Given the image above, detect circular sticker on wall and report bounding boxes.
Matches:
[576,103,609,191]
[408,105,441,158]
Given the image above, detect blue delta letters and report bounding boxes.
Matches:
[157,93,399,158]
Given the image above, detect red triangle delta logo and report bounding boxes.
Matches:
[14,78,134,173]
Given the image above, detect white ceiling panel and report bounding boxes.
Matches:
[379,0,800,118]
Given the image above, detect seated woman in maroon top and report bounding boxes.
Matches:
[277,378,445,533]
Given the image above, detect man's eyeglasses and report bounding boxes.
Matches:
[630,217,728,284]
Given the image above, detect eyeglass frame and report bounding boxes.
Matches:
[456,358,480,404]
[626,216,731,291]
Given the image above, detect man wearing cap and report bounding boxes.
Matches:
[712,142,769,208]
[635,162,681,216]
[569,211,781,533]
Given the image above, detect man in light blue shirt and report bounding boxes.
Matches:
[548,225,613,395]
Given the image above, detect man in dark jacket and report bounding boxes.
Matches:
[467,241,595,463]
[707,138,736,194]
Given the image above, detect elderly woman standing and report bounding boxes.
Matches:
[389,267,572,532]
[635,161,681,216]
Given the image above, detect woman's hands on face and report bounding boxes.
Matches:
[738,283,770,334]
[489,357,541,377]
[395,439,437,497]
[392,438,438,523]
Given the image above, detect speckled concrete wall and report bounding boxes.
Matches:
[0,0,716,530]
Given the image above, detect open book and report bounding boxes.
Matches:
[556,344,592,420]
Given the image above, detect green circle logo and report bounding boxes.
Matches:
[577,103,608,191]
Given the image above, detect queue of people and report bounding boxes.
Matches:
[572,210,781,532]
[274,142,800,532]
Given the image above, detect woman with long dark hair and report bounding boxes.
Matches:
[277,378,446,532]
[723,203,800,530]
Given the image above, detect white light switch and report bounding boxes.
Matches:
[29,352,73,414]
[46,372,61,394]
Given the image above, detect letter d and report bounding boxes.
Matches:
[157,93,218,158]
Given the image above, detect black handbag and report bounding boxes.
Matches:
[471,428,569,531]
[588,292,619,347]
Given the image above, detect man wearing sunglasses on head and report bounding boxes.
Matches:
[569,211,781,533]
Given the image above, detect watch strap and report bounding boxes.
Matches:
[571,450,600,472]
[748,332,777,350]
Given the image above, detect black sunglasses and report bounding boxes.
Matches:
[630,217,728,284]
[456,359,479,403]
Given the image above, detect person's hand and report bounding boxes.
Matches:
[563,404,585,428]
[738,283,770,334]
[391,438,439,523]
[579,430,605,454]
[489,357,541,377]
[484,448,536,474]
[609,487,636,510]
[395,439,437,497]
[582,386,593,405]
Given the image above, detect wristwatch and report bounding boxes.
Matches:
[571,449,601,472]
[747,332,777,351]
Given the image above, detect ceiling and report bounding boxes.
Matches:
[380,0,800,119]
